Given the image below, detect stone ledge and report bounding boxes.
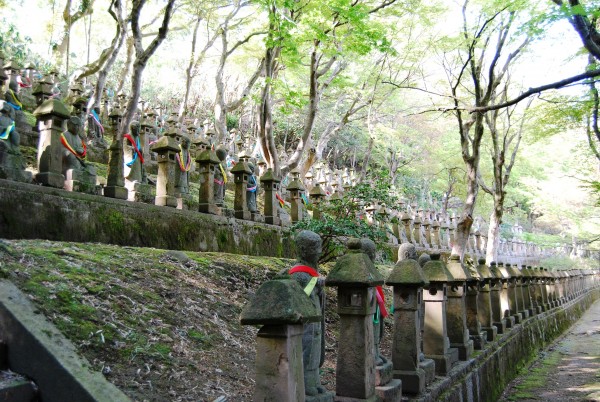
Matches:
[0,179,295,258]
[0,280,131,402]
[408,288,600,401]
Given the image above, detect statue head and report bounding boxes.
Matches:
[216,146,227,162]
[418,253,431,268]
[248,162,255,174]
[295,230,322,268]
[359,238,376,262]
[397,243,417,261]
[181,135,191,149]
[67,116,82,134]
[8,80,18,93]
[130,121,140,137]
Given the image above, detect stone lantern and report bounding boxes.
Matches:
[33,99,70,188]
[401,212,413,244]
[196,137,221,215]
[326,240,385,401]
[476,259,498,341]
[308,181,327,220]
[286,168,306,223]
[32,75,54,107]
[387,257,431,394]
[240,278,321,402]
[260,168,281,225]
[488,262,507,334]
[231,151,252,220]
[421,254,458,375]
[140,110,157,162]
[445,255,474,360]
[150,124,181,207]
[520,265,535,317]
[412,215,422,247]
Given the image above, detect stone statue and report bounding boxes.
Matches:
[61,116,88,174]
[360,238,388,366]
[0,101,30,182]
[398,242,418,261]
[285,230,327,397]
[247,162,258,213]
[0,102,19,155]
[214,146,228,206]
[124,121,145,184]
[4,81,22,112]
[418,253,431,268]
[175,135,191,197]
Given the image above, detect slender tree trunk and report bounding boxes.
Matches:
[116,36,134,94]
[486,196,503,263]
[179,16,202,119]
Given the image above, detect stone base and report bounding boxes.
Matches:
[198,202,220,215]
[334,395,377,402]
[234,209,251,220]
[536,306,543,314]
[251,212,265,223]
[155,195,178,208]
[427,348,458,376]
[375,378,401,402]
[265,215,281,226]
[419,358,435,385]
[470,332,487,350]
[128,183,155,204]
[482,326,498,342]
[376,361,393,386]
[104,185,128,200]
[512,313,523,324]
[65,168,97,194]
[520,310,530,320]
[493,320,507,334]
[528,308,535,317]
[451,339,474,361]
[505,316,516,328]
[35,171,65,188]
[393,369,424,395]
[307,391,334,402]
[0,165,32,183]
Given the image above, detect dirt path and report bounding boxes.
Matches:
[500,299,600,402]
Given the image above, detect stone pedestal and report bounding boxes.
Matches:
[422,255,458,376]
[64,167,97,194]
[196,148,221,215]
[125,181,154,203]
[327,243,384,401]
[261,168,281,226]
[374,362,401,402]
[240,279,321,402]
[150,136,180,208]
[33,99,69,188]
[489,263,507,334]
[465,280,485,350]
[387,258,430,395]
[445,256,474,361]
[476,261,497,342]
[231,160,252,220]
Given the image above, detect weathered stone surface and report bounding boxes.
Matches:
[0,281,130,402]
[0,179,295,258]
[241,279,321,325]
[387,260,429,287]
[375,378,402,402]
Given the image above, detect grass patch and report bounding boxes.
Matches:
[507,349,563,400]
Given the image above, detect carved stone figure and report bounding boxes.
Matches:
[175,135,191,197]
[61,116,88,173]
[214,146,228,206]
[418,253,431,268]
[361,238,388,366]
[286,230,327,398]
[0,101,30,182]
[124,122,145,184]
[398,242,419,261]
[246,162,258,213]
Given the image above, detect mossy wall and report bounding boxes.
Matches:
[0,179,295,258]
[410,288,600,402]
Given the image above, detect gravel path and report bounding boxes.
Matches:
[500,298,600,401]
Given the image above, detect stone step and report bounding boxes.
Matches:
[0,371,38,402]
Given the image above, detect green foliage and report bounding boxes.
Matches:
[0,19,33,64]
[293,172,397,263]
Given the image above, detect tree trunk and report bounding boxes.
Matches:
[179,16,202,119]
[451,156,478,259]
[116,36,134,94]
[486,202,502,264]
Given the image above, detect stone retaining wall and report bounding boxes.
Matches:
[0,179,295,258]
[411,288,599,402]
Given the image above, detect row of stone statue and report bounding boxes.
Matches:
[241,231,600,401]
